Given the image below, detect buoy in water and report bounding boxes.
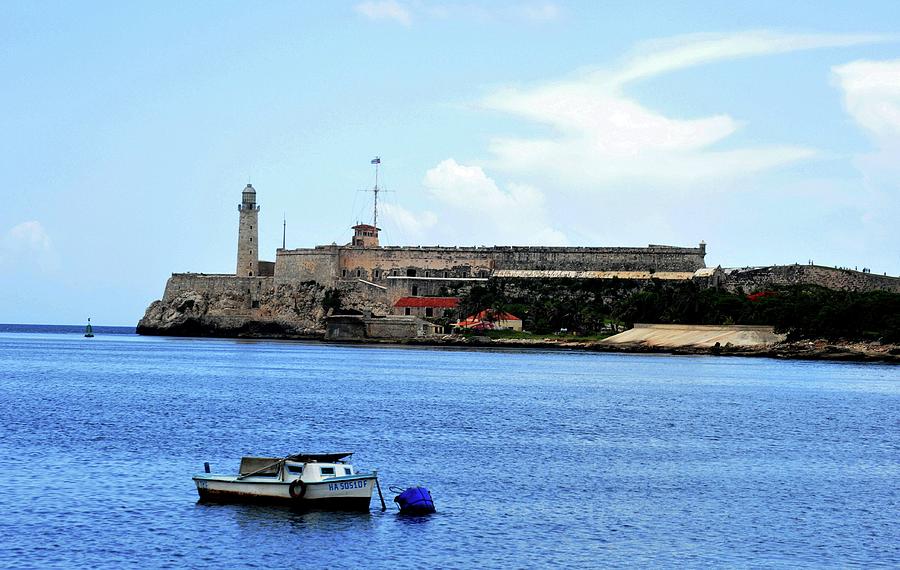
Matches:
[393,486,436,515]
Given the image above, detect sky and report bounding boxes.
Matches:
[2,1,900,325]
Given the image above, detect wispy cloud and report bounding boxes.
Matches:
[354,0,412,26]
[516,2,561,23]
[610,31,891,86]
[477,31,890,188]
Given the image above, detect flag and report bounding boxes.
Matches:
[371,157,381,164]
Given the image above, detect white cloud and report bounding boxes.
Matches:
[831,59,900,255]
[380,202,438,241]
[833,58,900,140]
[389,31,896,270]
[354,0,412,26]
[421,159,567,245]
[7,221,52,252]
[477,31,892,188]
[1,221,57,272]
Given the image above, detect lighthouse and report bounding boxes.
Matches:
[236,184,259,276]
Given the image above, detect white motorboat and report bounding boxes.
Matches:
[192,452,381,510]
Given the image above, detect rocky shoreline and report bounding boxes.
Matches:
[345,335,900,363]
[135,316,899,363]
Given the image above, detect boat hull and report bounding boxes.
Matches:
[193,475,375,511]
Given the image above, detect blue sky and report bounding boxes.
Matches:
[2,1,900,325]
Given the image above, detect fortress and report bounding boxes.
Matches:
[137,183,900,337]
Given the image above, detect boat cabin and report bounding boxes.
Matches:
[238,452,355,483]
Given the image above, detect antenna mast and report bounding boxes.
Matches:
[371,156,381,229]
[282,214,286,250]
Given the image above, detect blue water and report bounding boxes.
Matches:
[1,326,898,568]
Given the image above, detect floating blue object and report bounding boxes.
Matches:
[394,486,436,515]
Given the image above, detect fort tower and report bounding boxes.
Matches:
[351,224,380,248]
[236,183,259,276]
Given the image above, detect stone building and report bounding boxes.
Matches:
[392,296,459,318]
[325,314,442,340]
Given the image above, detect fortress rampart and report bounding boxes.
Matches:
[162,274,274,312]
[275,243,707,287]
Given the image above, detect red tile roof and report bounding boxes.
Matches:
[456,309,521,328]
[473,309,520,321]
[393,297,460,308]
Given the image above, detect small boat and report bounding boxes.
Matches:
[84,318,94,338]
[192,452,382,510]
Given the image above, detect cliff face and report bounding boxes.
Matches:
[136,275,331,338]
[136,272,398,338]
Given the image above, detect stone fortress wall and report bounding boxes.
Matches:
[162,274,274,317]
[276,243,707,285]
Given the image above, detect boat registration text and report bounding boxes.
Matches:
[328,480,369,491]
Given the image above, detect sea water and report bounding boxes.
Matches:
[0,326,897,568]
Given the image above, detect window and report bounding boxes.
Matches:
[407,269,417,277]
[374,270,380,279]
[342,269,347,277]
[411,285,418,296]
[287,465,303,474]
[249,237,252,242]
[343,467,352,476]
[251,300,259,308]
[425,307,433,317]
[320,466,335,476]
[405,308,411,316]
[444,272,448,278]
[249,271,253,276]
[356,269,361,277]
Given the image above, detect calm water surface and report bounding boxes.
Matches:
[0,326,898,568]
